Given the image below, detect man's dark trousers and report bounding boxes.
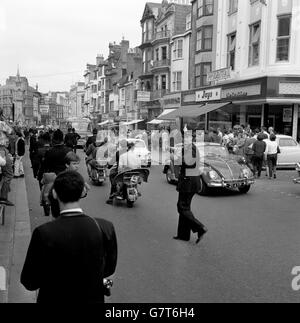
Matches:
[176,192,206,241]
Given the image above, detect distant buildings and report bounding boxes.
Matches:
[0,70,40,126]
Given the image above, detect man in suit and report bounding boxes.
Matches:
[174,132,207,244]
[21,171,118,303]
[43,129,72,175]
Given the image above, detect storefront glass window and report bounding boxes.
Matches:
[268,105,293,136]
[246,105,262,131]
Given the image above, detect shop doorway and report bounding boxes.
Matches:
[248,115,261,130]
[267,115,276,129]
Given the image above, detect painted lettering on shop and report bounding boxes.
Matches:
[226,91,248,99]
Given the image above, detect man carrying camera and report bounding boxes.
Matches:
[21,171,118,303]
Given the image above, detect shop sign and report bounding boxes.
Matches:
[183,93,196,103]
[283,108,293,123]
[279,82,300,95]
[162,94,181,108]
[207,68,232,83]
[222,84,261,100]
[196,88,221,102]
[137,91,151,102]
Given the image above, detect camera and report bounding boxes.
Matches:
[103,279,113,297]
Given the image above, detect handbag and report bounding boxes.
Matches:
[277,146,281,154]
[87,216,114,297]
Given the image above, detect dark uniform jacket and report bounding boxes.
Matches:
[21,214,118,304]
[44,144,72,175]
[177,143,201,193]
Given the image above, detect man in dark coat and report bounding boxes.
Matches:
[85,128,98,152]
[21,171,118,303]
[174,133,207,244]
[64,128,75,150]
[44,129,72,175]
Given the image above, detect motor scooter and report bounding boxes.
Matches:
[112,169,150,208]
[88,159,108,185]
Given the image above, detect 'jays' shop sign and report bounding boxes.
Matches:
[195,88,221,102]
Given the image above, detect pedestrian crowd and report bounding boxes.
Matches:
[205,125,281,180]
[0,117,283,303]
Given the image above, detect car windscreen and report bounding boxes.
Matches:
[279,138,298,147]
[202,146,229,158]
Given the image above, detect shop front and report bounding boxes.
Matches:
[180,76,300,140]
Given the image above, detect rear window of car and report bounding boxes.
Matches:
[279,138,298,147]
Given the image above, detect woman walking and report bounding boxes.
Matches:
[265,134,280,179]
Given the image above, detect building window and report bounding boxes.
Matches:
[195,63,211,87]
[155,48,159,61]
[197,0,214,18]
[227,32,236,70]
[161,75,167,90]
[162,46,167,60]
[228,0,238,15]
[196,26,213,52]
[173,39,183,59]
[277,15,291,62]
[173,72,182,92]
[249,21,261,66]
[155,76,159,90]
[186,13,192,31]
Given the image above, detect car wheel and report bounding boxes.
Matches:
[239,185,251,194]
[198,177,209,195]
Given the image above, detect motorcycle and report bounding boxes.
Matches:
[88,159,108,185]
[112,168,150,208]
[293,163,300,184]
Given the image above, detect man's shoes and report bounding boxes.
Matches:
[196,227,208,244]
[274,174,277,179]
[0,199,14,207]
[173,236,189,242]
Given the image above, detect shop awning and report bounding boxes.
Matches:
[121,119,144,126]
[147,119,164,125]
[158,102,231,120]
[98,120,110,126]
[148,109,177,124]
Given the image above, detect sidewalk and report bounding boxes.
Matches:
[0,176,36,303]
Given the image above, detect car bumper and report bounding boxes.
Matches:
[207,179,255,189]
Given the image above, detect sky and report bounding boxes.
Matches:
[0,0,148,93]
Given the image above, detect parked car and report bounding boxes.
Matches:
[127,139,151,168]
[276,135,300,168]
[164,143,255,195]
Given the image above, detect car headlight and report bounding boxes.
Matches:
[241,168,251,178]
[209,170,221,181]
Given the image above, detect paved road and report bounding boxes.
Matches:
[24,150,300,303]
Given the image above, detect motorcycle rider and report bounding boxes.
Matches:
[86,137,108,178]
[106,139,128,205]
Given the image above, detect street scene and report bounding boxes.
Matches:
[1,0,300,305]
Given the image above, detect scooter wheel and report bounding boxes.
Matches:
[127,200,134,208]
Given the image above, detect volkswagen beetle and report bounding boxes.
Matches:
[164,143,255,195]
